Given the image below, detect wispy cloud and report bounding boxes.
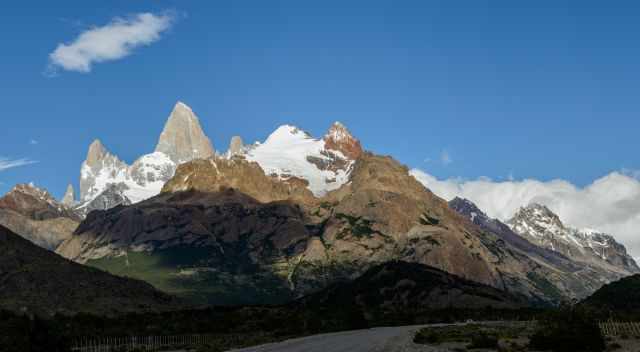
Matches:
[0,157,38,171]
[410,168,640,258]
[48,12,175,74]
[29,139,38,145]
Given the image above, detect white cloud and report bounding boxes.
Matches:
[410,168,640,257]
[48,12,175,73]
[0,157,38,171]
[29,139,38,145]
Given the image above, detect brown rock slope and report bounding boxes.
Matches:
[0,225,184,316]
[58,153,602,305]
[0,183,79,250]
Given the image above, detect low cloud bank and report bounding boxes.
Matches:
[410,169,640,258]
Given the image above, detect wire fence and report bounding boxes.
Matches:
[599,321,640,337]
[71,334,217,352]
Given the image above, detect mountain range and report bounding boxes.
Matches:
[1,101,637,309]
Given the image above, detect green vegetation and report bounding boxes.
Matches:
[468,331,498,349]
[88,247,293,305]
[528,306,605,352]
[414,322,532,348]
[413,307,606,352]
[527,272,565,302]
[335,213,380,238]
[580,274,640,321]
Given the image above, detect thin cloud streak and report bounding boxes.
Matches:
[0,157,38,171]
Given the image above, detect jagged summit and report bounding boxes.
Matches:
[227,136,245,157]
[508,203,567,241]
[61,184,75,205]
[0,182,79,222]
[450,197,485,215]
[154,101,215,163]
[85,139,110,167]
[508,203,639,272]
[323,121,362,159]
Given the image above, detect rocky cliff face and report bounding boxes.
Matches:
[0,183,79,250]
[507,203,639,274]
[162,157,316,205]
[155,101,215,163]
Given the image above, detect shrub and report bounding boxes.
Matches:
[413,329,442,345]
[467,332,498,349]
[528,307,605,352]
[607,342,622,350]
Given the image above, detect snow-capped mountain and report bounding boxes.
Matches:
[449,197,638,298]
[243,122,361,197]
[73,102,363,216]
[75,102,214,215]
[507,203,639,272]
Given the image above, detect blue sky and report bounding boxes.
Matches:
[1,0,639,200]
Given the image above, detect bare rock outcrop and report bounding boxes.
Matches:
[154,101,215,163]
[0,183,79,250]
[323,121,363,160]
[61,184,75,206]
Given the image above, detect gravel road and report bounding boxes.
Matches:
[228,325,438,352]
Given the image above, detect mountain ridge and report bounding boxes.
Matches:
[0,224,185,316]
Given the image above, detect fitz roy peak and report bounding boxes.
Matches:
[76,102,215,215]
[155,101,216,163]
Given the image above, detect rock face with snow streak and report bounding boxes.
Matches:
[79,139,128,202]
[323,121,363,160]
[154,102,215,163]
[77,140,174,208]
[244,124,359,197]
[507,203,639,273]
[76,102,217,216]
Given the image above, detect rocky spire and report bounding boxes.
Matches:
[227,136,244,157]
[79,139,127,202]
[85,139,108,167]
[323,121,363,160]
[155,101,215,163]
[61,184,75,205]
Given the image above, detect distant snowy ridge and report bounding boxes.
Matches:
[507,203,638,272]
